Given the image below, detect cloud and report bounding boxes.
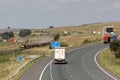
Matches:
[51,0,96,4]
[95,6,110,13]
[112,1,120,9]
[95,16,104,19]
[46,0,97,11]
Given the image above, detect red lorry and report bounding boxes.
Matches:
[103,34,111,43]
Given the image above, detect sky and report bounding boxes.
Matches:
[0,0,120,29]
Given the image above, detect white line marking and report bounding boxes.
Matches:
[91,75,94,78]
[88,72,90,75]
[70,75,73,78]
[67,69,70,72]
[50,60,54,80]
[94,49,117,80]
[85,69,87,72]
[68,72,71,74]
[39,59,54,80]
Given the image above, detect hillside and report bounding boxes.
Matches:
[0,21,120,34]
[47,21,120,34]
[1,21,120,47]
[45,21,120,46]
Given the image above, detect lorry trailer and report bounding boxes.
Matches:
[54,47,67,64]
[103,34,111,43]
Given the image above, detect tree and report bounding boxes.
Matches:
[110,40,120,58]
[49,26,54,29]
[1,31,14,40]
[9,31,14,37]
[7,26,11,29]
[19,29,31,37]
[54,33,60,41]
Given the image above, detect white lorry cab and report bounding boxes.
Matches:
[54,47,67,64]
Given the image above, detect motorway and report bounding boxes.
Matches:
[20,43,119,80]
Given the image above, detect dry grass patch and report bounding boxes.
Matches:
[60,35,101,46]
[0,45,53,80]
[100,49,120,77]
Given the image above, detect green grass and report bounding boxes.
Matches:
[12,48,53,80]
[12,56,45,80]
[0,51,28,80]
[0,45,53,80]
[0,41,11,46]
[99,48,120,77]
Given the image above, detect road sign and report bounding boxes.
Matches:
[18,56,23,62]
[51,41,60,48]
[106,27,113,32]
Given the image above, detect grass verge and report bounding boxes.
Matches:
[99,48,120,77]
[12,56,45,80]
[0,45,53,80]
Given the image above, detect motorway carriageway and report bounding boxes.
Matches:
[20,43,119,80]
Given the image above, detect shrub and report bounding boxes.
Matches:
[110,40,120,58]
[54,33,60,41]
[1,31,14,40]
[0,55,9,63]
[82,38,101,44]
[61,42,68,47]
[49,26,54,29]
[49,42,68,49]
[82,39,91,44]
[19,29,31,37]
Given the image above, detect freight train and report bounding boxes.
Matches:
[20,42,50,49]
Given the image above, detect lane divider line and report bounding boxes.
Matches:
[94,49,117,80]
[39,59,54,80]
[50,60,54,80]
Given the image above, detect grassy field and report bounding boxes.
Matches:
[12,45,53,80]
[99,48,120,77]
[47,21,120,35]
[0,45,53,80]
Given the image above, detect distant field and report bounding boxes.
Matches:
[47,21,120,35]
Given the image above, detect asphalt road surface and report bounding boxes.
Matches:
[20,43,119,80]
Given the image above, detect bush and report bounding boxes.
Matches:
[49,42,68,49]
[61,42,68,47]
[82,38,101,44]
[82,39,91,44]
[1,31,14,40]
[0,55,9,63]
[49,26,54,29]
[54,33,60,41]
[110,40,120,58]
[19,29,31,37]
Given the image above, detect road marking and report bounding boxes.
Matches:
[91,75,94,78]
[70,75,73,78]
[67,69,70,72]
[94,49,117,80]
[65,65,76,80]
[39,59,54,80]
[50,60,54,80]
[88,72,90,75]
[68,72,71,74]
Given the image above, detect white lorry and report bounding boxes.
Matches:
[54,47,67,64]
